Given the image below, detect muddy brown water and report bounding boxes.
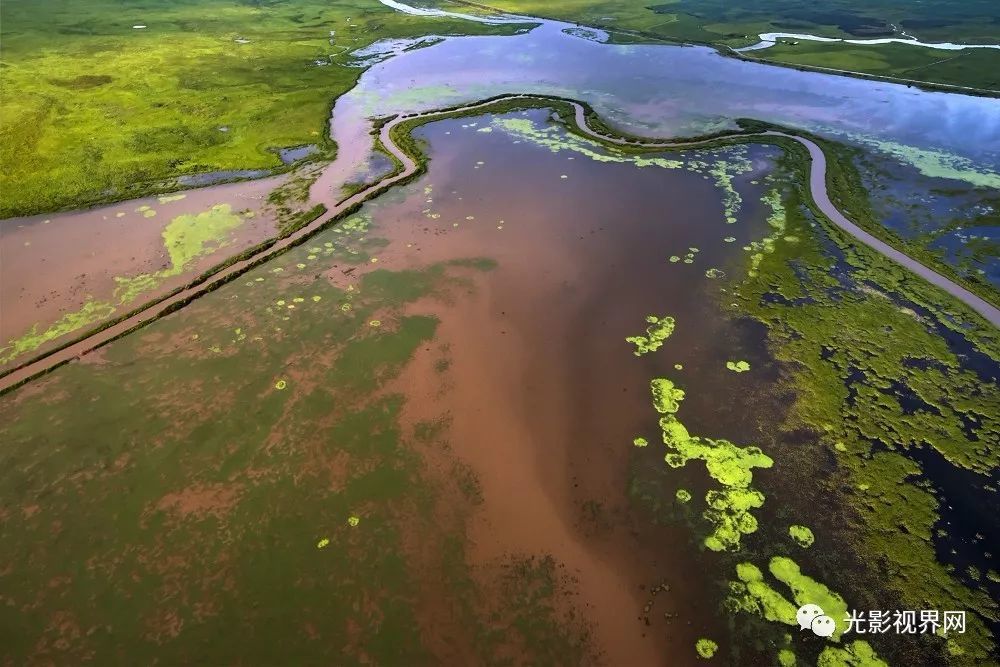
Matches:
[0,175,286,369]
[352,111,780,663]
[0,111,784,664]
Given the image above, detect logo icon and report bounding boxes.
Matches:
[797,604,836,637]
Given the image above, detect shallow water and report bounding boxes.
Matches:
[337,15,1000,163]
[0,176,286,369]
[314,4,1000,289]
[0,110,786,663]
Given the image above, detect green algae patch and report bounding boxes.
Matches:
[788,524,814,548]
[316,537,330,549]
[695,638,718,659]
[850,135,1000,190]
[163,204,243,270]
[675,488,692,503]
[633,437,649,448]
[778,649,796,667]
[729,562,797,625]
[626,315,675,356]
[651,378,685,415]
[114,204,245,305]
[708,156,752,224]
[494,117,680,170]
[818,640,888,667]
[0,299,116,364]
[725,360,750,373]
[274,379,287,390]
[729,558,854,644]
[746,188,789,278]
[347,515,360,527]
[770,557,848,639]
[648,373,773,551]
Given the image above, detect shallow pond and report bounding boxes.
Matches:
[2,92,997,663]
[0,110,790,663]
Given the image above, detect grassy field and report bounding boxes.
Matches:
[456,0,1000,90]
[0,0,521,218]
[758,40,1000,91]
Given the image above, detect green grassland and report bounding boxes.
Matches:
[760,40,1000,91]
[453,0,1000,90]
[0,0,521,218]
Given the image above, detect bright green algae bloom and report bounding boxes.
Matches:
[788,524,814,548]
[746,188,791,278]
[626,315,675,356]
[848,135,1000,190]
[726,360,750,372]
[730,562,797,625]
[649,375,773,551]
[651,377,685,415]
[640,313,772,552]
[675,488,692,503]
[728,558,851,644]
[695,638,718,659]
[818,641,888,667]
[633,437,649,447]
[1,204,245,364]
[0,300,116,364]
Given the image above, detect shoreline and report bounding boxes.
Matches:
[443,0,1000,97]
[3,4,996,223]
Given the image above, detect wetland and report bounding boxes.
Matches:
[0,1,998,665]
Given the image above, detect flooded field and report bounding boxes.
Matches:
[0,176,287,371]
[0,111,781,663]
[2,105,996,664]
[6,7,998,370]
[1,2,998,664]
